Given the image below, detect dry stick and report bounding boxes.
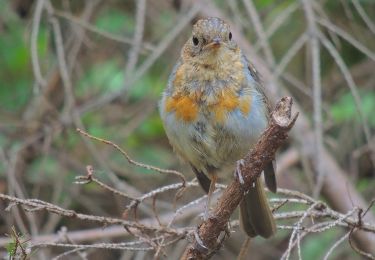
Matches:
[30,0,47,88]
[348,200,375,260]
[316,18,375,61]
[0,193,181,236]
[273,33,308,79]
[237,237,251,260]
[74,165,138,201]
[76,128,186,184]
[349,231,375,260]
[52,10,154,52]
[1,189,374,253]
[301,0,324,199]
[181,97,299,260]
[351,0,375,34]
[242,0,275,66]
[0,199,204,248]
[124,0,146,76]
[323,231,351,260]
[253,2,299,52]
[56,227,88,260]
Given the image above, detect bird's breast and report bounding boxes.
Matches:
[164,50,248,123]
[164,88,251,124]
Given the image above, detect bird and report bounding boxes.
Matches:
[159,17,276,238]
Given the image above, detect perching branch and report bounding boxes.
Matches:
[181,97,299,259]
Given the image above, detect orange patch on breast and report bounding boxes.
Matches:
[165,95,198,122]
[211,90,240,122]
[239,95,252,116]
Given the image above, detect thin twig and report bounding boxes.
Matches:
[75,165,138,200]
[76,128,186,183]
[351,0,375,34]
[31,0,47,89]
[318,31,375,169]
[323,231,350,260]
[254,2,299,51]
[301,0,324,198]
[52,10,154,51]
[0,193,180,235]
[124,0,147,76]
[242,0,275,66]
[317,18,375,61]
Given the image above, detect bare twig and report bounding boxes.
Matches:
[318,31,375,169]
[273,33,308,78]
[323,231,351,260]
[317,18,375,61]
[52,10,154,51]
[124,0,147,76]
[351,0,375,34]
[75,165,138,200]
[301,0,324,198]
[349,229,375,260]
[44,0,75,114]
[237,237,251,260]
[254,2,299,51]
[76,128,186,184]
[242,0,275,66]
[31,0,47,89]
[0,193,180,235]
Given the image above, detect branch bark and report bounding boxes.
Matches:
[181,97,298,259]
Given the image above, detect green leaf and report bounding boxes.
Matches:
[5,241,16,256]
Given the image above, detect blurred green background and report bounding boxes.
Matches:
[0,0,374,259]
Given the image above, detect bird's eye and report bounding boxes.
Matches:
[192,36,199,46]
[229,32,232,40]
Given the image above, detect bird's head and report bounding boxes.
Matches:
[182,17,238,66]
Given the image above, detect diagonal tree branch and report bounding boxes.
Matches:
[181,97,298,260]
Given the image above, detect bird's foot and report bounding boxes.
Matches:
[203,202,214,221]
[235,159,246,185]
[193,228,209,252]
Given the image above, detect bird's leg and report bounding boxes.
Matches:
[204,174,217,221]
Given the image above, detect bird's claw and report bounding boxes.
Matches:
[194,228,209,252]
[203,205,216,221]
[235,159,246,185]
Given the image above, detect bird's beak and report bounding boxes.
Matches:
[206,37,221,50]
[211,37,221,48]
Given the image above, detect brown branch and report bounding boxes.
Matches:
[0,193,180,236]
[181,97,298,259]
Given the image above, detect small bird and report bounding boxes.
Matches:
[159,17,276,238]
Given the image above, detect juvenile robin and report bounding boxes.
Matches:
[159,17,276,238]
